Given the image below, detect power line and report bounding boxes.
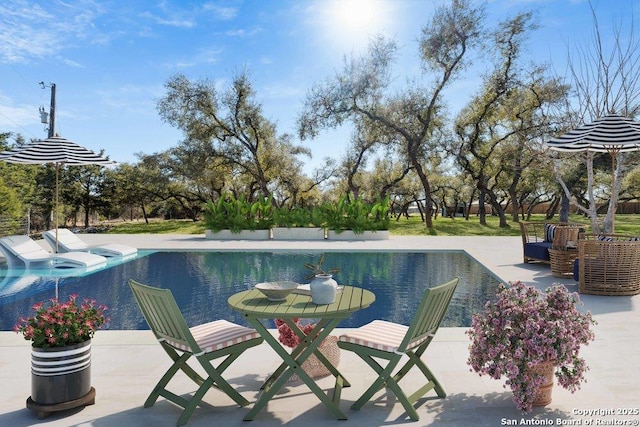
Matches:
[0,110,39,139]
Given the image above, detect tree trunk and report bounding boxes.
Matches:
[559,192,570,223]
[478,189,487,225]
[412,160,433,229]
[141,204,149,225]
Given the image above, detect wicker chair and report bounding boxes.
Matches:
[577,234,640,296]
[520,221,584,264]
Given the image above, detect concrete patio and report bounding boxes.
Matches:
[1,235,638,426]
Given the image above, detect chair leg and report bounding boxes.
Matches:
[145,352,192,407]
[385,378,420,421]
[350,353,400,410]
[395,342,446,398]
[198,353,250,407]
[145,341,253,426]
[351,353,421,420]
[175,377,215,426]
[346,342,445,421]
[411,354,446,398]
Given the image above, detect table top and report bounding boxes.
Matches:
[228,286,375,319]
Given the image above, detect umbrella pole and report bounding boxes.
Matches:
[55,164,59,253]
[607,150,621,234]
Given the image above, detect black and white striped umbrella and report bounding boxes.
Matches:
[545,114,640,232]
[0,136,115,251]
[0,136,115,166]
[545,113,640,153]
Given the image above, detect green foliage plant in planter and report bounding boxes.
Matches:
[203,193,253,233]
[466,281,596,412]
[272,205,325,240]
[203,193,273,238]
[310,206,326,228]
[325,195,390,239]
[251,195,275,231]
[273,205,312,228]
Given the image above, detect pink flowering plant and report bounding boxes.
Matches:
[274,318,316,348]
[14,295,109,349]
[466,281,596,412]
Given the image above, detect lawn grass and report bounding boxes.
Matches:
[108,214,640,236]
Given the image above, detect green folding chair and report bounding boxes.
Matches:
[338,277,459,421]
[129,279,264,426]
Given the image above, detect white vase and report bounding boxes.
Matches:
[310,274,338,304]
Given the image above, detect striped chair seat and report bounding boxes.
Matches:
[166,320,261,353]
[339,320,428,353]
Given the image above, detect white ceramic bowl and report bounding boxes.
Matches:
[254,281,299,301]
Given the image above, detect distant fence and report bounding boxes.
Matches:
[522,202,640,215]
[0,215,30,237]
[457,201,640,216]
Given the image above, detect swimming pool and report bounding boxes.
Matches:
[0,251,501,330]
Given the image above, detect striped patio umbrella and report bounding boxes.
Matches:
[545,113,640,231]
[0,136,115,251]
[545,113,640,153]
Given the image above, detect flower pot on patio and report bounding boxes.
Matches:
[27,339,95,418]
[530,360,555,407]
[14,295,106,419]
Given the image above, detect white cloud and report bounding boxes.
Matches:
[0,98,40,132]
[0,0,105,63]
[165,46,224,69]
[225,28,263,38]
[201,4,238,20]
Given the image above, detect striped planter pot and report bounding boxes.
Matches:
[31,339,92,405]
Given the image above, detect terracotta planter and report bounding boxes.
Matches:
[530,360,555,407]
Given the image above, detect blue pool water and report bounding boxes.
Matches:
[0,251,501,330]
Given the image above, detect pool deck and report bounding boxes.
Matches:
[1,234,638,426]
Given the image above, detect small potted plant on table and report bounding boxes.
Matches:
[304,254,340,304]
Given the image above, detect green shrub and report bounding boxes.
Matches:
[324,195,390,234]
[203,193,273,233]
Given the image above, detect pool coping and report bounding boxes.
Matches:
[0,234,638,426]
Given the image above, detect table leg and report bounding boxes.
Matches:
[243,316,348,421]
[263,319,350,389]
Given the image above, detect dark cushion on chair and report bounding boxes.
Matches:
[544,224,557,243]
[524,242,552,261]
[573,259,579,281]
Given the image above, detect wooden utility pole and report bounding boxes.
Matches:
[40,82,56,137]
[47,83,56,138]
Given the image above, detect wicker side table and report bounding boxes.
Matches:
[549,248,579,278]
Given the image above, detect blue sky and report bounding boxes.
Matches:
[0,0,635,171]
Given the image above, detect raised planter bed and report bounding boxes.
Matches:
[205,230,271,240]
[326,230,389,241]
[271,227,325,240]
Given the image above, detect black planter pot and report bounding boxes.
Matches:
[27,339,95,418]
